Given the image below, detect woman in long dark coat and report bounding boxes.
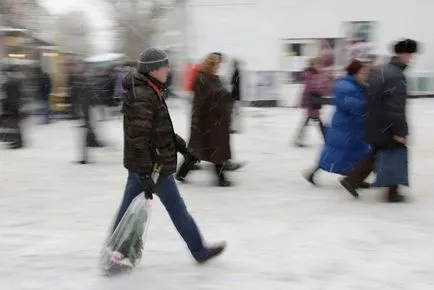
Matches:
[176,54,233,186]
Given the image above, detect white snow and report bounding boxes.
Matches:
[2,99,434,290]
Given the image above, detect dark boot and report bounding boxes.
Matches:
[223,160,245,171]
[304,167,319,186]
[340,178,359,199]
[196,242,226,264]
[215,164,232,187]
[357,181,371,189]
[176,160,193,183]
[386,185,406,203]
[8,142,23,149]
[191,163,202,171]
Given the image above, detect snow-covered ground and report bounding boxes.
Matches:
[2,99,434,290]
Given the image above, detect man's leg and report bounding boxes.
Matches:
[340,152,375,198]
[112,172,144,232]
[155,175,225,262]
[155,175,206,257]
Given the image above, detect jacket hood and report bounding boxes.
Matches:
[122,69,147,90]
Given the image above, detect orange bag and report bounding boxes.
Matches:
[182,63,199,92]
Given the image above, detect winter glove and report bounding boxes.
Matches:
[185,151,200,164]
[139,174,156,200]
[174,133,188,155]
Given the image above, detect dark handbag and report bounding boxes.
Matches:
[309,91,323,110]
[372,146,409,187]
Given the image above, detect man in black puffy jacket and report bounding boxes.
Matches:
[110,48,225,267]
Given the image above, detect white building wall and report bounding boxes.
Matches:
[275,0,434,72]
[188,0,434,71]
[187,0,279,71]
[187,0,434,105]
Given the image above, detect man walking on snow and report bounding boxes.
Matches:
[112,47,226,264]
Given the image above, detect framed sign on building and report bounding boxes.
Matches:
[337,21,377,69]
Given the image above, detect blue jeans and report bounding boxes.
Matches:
[113,172,207,260]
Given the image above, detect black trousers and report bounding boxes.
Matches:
[1,116,23,146]
[177,159,226,181]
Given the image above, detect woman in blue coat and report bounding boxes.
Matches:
[305,59,371,186]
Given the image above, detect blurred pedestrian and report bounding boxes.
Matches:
[1,68,24,149]
[341,39,418,202]
[230,59,242,133]
[304,59,371,189]
[176,53,234,186]
[36,68,52,124]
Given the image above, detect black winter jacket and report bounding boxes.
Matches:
[365,57,409,148]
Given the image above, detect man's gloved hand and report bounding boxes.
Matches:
[139,175,156,200]
[174,134,188,155]
[175,133,200,163]
[185,151,200,164]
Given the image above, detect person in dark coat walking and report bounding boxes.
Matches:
[230,59,241,133]
[176,54,234,186]
[340,39,418,202]
[68,65,81,120]
[36,68,52,124]
[110,48,225,266]
[304,59,371,187]
[76,65,104,164]
[1,70,24,149]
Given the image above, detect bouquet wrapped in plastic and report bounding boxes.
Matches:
[100,164,161,275]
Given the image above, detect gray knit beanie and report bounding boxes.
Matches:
[137,48,169,74]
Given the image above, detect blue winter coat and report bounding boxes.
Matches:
[318,75,370,175]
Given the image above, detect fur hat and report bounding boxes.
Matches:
[137,48,169,74]
[394,39,418,54]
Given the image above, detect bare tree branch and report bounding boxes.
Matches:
[102,0,169,59]
[54,11,92,55]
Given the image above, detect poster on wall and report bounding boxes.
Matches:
[337,21,376,69]
[281,38,342,85]
[244,70,281,106]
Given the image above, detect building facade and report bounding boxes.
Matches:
[186,0,434,105]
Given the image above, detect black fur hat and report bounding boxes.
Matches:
[394,39,418,54]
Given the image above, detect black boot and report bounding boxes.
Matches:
[196,242,226,264]
[223,160,245,171]
[304,167,319,186]
[176,160,193,183]
[191,163,202,171]
[340,178,359,199]
[357,181,371,189]
[386,186,406,203]
[8,142,23,149]
[215,164,232,187]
